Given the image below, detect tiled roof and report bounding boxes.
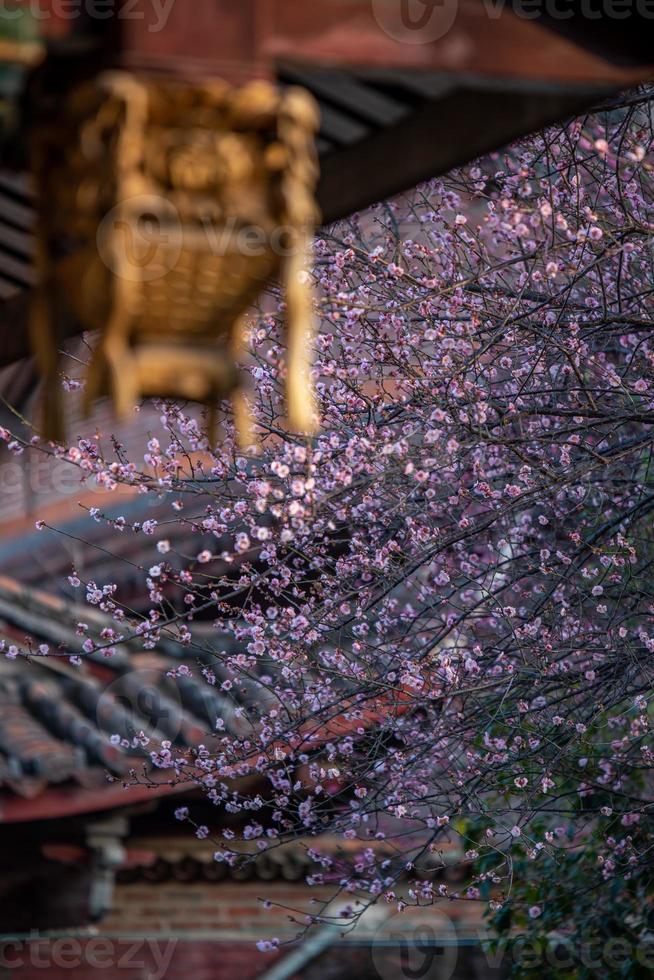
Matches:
[0,574,257,817]
[0,564,411,823]
[115,835,471,885]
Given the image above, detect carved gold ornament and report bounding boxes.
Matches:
[30,72,321,445]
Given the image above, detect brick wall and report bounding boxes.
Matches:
[2,879,502,979]
[2,939,284,980]
[102,880,337,940]
[3,939,506,980]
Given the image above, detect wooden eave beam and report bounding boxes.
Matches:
[316,79,612,223]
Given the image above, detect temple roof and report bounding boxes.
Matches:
[0,574,229,819]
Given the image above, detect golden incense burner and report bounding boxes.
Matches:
[30,72,320,445]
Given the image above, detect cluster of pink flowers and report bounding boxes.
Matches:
[14,88,654,940]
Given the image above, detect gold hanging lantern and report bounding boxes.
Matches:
[29,71,321,445]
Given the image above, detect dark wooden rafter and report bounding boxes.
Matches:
[313,73,610,222]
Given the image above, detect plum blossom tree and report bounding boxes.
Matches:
[9,86,654,973]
